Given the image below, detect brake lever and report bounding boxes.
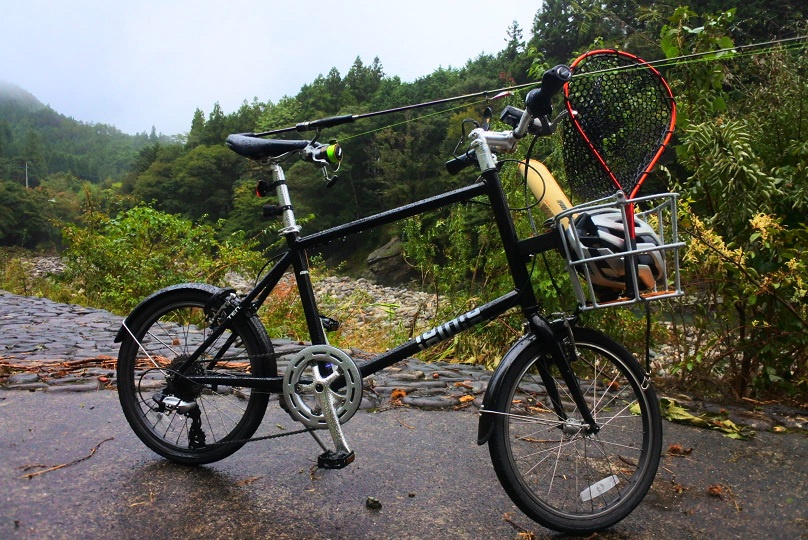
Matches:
[482,107,493,131]
[542,108,575,135]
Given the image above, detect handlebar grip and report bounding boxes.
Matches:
[445,149,479,175]
[525,65,572,118]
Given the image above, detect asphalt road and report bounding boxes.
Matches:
[1,390,805,540]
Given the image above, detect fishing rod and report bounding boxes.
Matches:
[577,35,808,78]
[251,35,807,137]
[251,87,525,137]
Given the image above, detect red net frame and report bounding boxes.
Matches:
[561,50,676,207]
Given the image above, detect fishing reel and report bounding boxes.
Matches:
[304,140,343,188]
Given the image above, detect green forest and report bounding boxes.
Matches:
[1,1,807,400]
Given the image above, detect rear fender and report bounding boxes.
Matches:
[113,283,226,343]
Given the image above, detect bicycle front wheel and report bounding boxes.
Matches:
[488,327,662,534]
[117,285,274,465]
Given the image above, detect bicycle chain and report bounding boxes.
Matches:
[196,424,317,448]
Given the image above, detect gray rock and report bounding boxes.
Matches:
[6,372,40,384]
[45,381,100,393]
[365,236,417,285]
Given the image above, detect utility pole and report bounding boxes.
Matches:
[25,161,29,188]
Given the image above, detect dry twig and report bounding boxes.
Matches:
[20,437,114,479]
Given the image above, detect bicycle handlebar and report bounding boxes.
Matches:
[445,149,479,175]
[524,65,572,119]
[445,65,571,175]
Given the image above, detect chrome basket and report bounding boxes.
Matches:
[554,191,685,310]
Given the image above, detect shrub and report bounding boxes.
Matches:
[60,205,263,314]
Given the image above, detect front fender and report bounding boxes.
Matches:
[114,283,225,343]
[477,332,541,445]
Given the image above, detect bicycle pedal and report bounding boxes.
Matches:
[319,315,341,332]
[317,449,355,469]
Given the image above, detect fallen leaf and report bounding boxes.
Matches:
[391,388,407,401]
[454,381,474,390]
[658,398,753,439]
[236,476,263,486]
[707,484,724,498]
[667,444,693,456]
[459,395,475,403]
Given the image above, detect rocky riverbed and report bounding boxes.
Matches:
[0,257,470,410]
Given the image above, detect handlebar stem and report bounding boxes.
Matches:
[469,129,497,173]
[469,128,518,161]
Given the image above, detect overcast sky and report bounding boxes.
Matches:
[1,0,540,136]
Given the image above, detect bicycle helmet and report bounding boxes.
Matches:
[566,210,664,299]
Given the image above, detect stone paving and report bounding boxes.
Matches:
[2,288,806,431]
[0,289,490,409]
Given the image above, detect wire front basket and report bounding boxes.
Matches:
[555,192,684,310]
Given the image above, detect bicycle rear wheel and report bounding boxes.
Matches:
[117,285,274,465]
[487,327,662,534]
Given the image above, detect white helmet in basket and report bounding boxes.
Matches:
[566,209,664,295]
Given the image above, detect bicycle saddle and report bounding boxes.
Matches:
[226,134,309,160]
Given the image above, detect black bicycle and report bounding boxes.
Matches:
[115,51,683,534]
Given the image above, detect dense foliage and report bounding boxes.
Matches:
[1,2,806,400]
[59,205,264,313]
[659,7,808,398]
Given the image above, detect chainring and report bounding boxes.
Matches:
[282,345,363,429]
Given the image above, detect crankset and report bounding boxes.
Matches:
[282,344,363,468]
[282,345,362,427]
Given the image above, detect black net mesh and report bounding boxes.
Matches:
[561,51,675,202]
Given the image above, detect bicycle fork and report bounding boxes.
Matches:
[529,315,600,435]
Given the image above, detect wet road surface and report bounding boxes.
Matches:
[1,390,806,539]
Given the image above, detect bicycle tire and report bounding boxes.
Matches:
[117,285,274,465]
[487,327,662,534]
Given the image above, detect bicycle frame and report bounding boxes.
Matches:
[180,159,584,400]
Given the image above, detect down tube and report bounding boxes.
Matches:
[357,290,521,378]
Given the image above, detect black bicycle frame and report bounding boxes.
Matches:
[181,165,598,430]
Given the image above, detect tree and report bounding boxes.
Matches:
[344,57,384,104]
[186,108,206,149]
[202,102,226,145]
[255,95,303,132]
[0,180,57,247]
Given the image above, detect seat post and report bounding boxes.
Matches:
[269,162,301,236]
